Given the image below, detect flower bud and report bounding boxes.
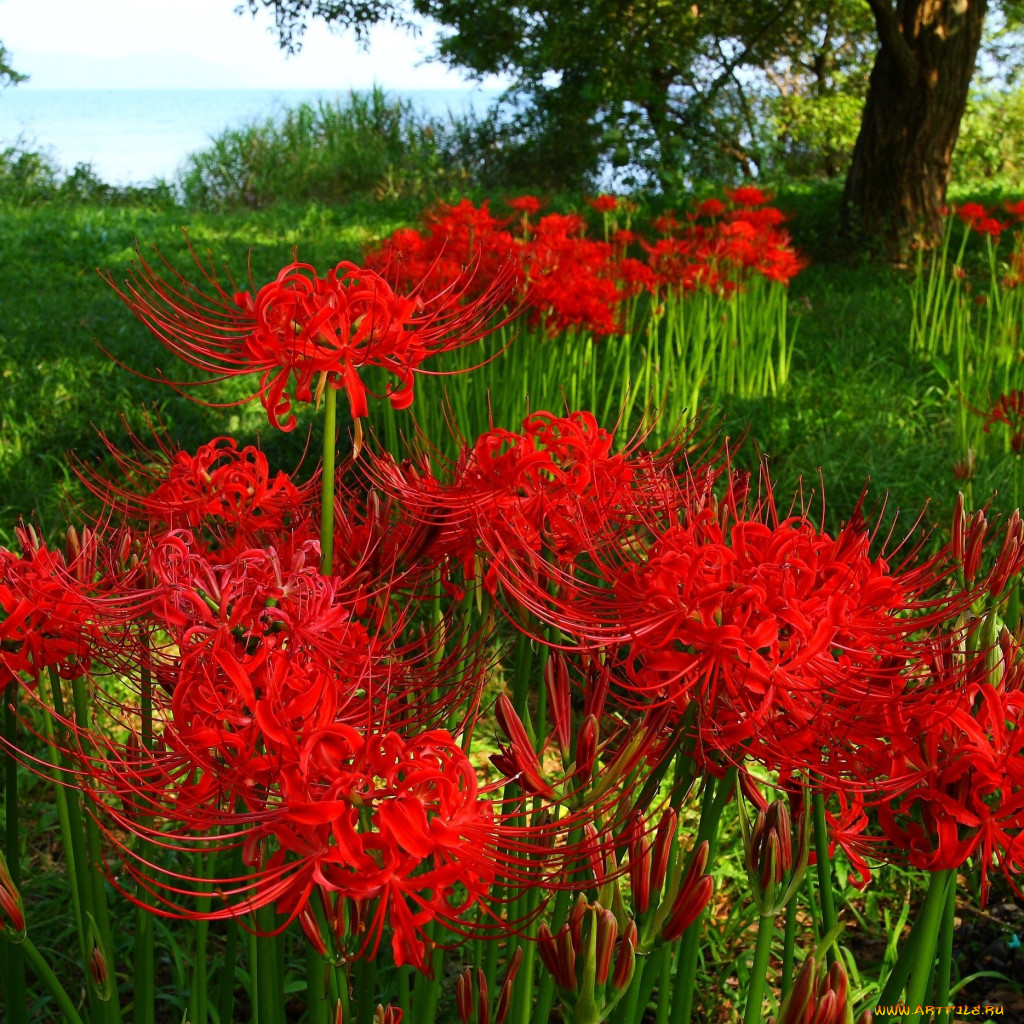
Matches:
[544,651,572,754]
[964,509,987,581]
[477,967,491,1024]
[373,1005,403,1024]
[594,907,619,986]
[610,927,636,993]
[495,947,523,1024]
[651,807,677,893]
[456,969,474,1024]
[575,714,598,785]
[299,903,327,957]
[86,912,114,1002]
[629,814,653,914]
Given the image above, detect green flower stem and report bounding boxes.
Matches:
[20,933,86,1024]
[670,766,737,1024]
[877,870,953,1011]
[781,890,798,1000]
[742,914,777,1024]
[70,674,121,1024]
[2,681,27,1021]
[905,870,955,1023]
[811,787,837,967]
[396,965,412,1021]
[306,944,329,1024]
[254,907,282,1024]
[656,943,674,1024]
[935,876,957,1021]
[134,656,156,1024]
[189,853,212,1024]
[43,671,90,977]
[216,918,239,1024]
[320,384,337,576]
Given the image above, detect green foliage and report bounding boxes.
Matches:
[953,85,1024,184]
[0,43,26,87]
[177,89,483,209]
[0,144,176,207]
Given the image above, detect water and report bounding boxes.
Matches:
[0,88,501,186]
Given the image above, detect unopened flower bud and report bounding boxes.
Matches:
[610,928,636,992]
[299,904,327,956]
[594,907,619,986]
[86,913,114,1002]
[964,509,987,581]
[374,1005,403,1024]
[495,947,522,1024]
[456,969,474,1024]
[544,651,572,754]
[576,714,598,785]
[629,814,653,914]
[651,807,677,893]
[661,841,712,942]
[477,967,491,1024]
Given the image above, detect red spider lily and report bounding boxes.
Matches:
[981,390,1024,452]
[0,525,146,685]
[107,243,516,431]
[367,410,708,598]
[76,431,312,550]
[587,195,619,214]
[864,639,1024,903]
[488,466,1021,779]
[506,195,541,215]
[725,185,771,207]
[367,199,521,301]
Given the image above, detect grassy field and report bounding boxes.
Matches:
[3,180,1024,1021]
[0,184,1006,549]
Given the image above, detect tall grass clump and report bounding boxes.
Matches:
[178,88,484,209]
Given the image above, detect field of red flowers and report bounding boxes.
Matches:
[3,188,1024,1024]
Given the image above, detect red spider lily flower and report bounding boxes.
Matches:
[0,526,146,685]
[694,197,727,219]
[506,195,542,215]
[489,466,1017,778]
[368,199,523,306]
[369,410,702,597]
[980,390,1024,452]
[725,185,771,207]
[107,243,516,431]
[957,201,989,225]
[587,195,619,214]
[975,217,1007,239]
[76,431,312,551]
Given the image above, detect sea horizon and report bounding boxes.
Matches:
[0,86,504,186]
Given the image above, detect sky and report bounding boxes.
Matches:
[1,0,510,90]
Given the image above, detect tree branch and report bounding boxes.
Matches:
[864,0,919,81]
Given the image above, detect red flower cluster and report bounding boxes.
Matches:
[365,190,804,339]
[108,243,515,431]
[956,201,1007,239]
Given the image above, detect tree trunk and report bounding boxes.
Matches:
[842,0,987,257]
